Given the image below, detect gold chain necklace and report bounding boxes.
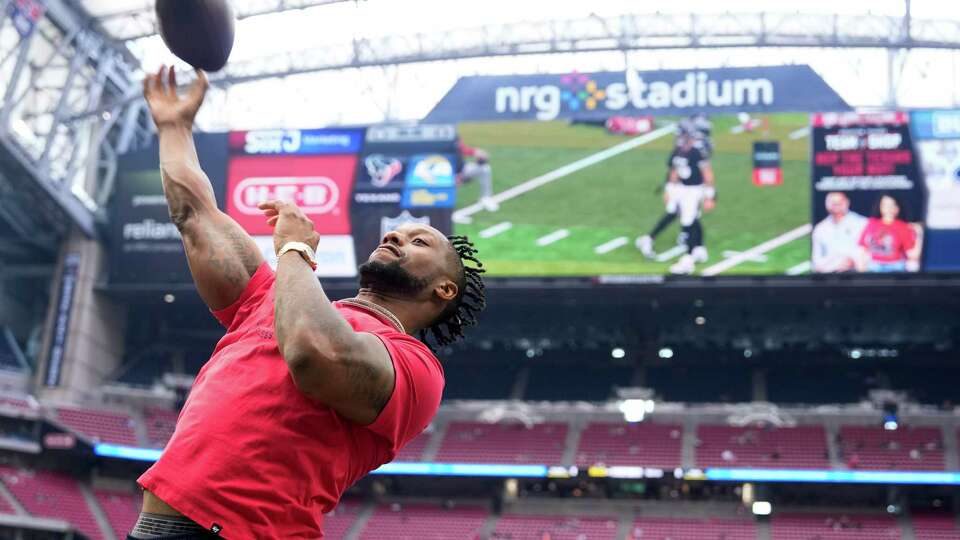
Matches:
[340,298,406,334]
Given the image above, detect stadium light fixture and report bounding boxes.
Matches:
[752,501,772,516]
[658,347,674,359]
[619,399,655,423]
[611,347,626,359]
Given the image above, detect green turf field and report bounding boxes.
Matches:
[454,114,813,277]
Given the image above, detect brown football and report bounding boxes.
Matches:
[155,0,235,72]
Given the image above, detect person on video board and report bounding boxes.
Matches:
[856,193,922,273]
[812,192,868,273]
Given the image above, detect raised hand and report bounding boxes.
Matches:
[143,65,209,129]
[258,200,321,255]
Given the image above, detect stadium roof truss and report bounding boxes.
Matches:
[79,0,356,42]
[1,5,959,246]
[212,11,960,84]
[0,0,145,246]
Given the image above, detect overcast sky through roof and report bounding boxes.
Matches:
[81,0,960,129]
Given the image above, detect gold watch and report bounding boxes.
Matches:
[278,241,318,271]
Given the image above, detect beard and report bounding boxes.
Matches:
[358,260,430,297]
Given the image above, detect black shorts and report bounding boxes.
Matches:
[126,534,218,540]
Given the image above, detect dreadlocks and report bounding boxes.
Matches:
[419,235,486,349]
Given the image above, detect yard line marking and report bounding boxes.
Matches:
[536,229,570,247]
[655,245,687,262]
[594,236,629,255]
[789,127,811,140]
[787,261,812,275]
[452,124,676,221]
[722,250,768,263]
[701,224,813,276]
[479,222,513,239]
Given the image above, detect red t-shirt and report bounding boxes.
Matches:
[138,263,444,539]
[858,218,916,263]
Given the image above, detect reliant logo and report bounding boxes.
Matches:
[233,177,339,216]
[494,70,775,121]
[122,219,181,240]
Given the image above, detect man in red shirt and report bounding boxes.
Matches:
[130,66,486,539]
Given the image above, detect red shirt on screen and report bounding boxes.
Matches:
[457,140,477,157]
[138,263,444,539]
[858,218,916,263]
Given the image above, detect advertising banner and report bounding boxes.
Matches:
[425,65,850,123]
[109,133,228,285]
[752,141,783,186]
[910,110,960,271]
[44,253,80,387]
[228,128,365,277]
[351,124,459,267]
[810,112,925,274]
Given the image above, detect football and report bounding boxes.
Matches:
[155,0,236,72]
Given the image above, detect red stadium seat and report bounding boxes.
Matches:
[629,516,756,540]
[576,422,683,468]
[143,407,179,448]
[358,503,487,540]
[838,425,944,471]
[394,430,432,462]
[322,501,361,540]
[436,422,568,464]
[696,424,830,469]
[93,488,141,540]
[912,512,960,540]
[771,513,901,540]
[0,466,104,539]
[55,406,139,446]
[495,514,619,540]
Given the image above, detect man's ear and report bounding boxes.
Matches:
[434,279,458,302]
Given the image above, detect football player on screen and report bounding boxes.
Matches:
[636,116,714,263]
[665,133,716,275]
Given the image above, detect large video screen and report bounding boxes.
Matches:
[108,112,960,286]
[452,113,813,276]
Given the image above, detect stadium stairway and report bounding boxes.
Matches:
[942,424,959,471]
[340,502,374,540]
[477,511,499,539]
[128,408,150,448]
[0,478,26,516]
[824,421,844,469]
[758,518,771,540]
[560,419,585,466]
[681,417,698,469]
[509,366,530,400]
[420,422,447,462]
[80,483,117,540]
[900,512,916,540]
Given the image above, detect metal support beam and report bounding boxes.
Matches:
[104,0,358,42]
[0,29,35,132]
[0,0,146,242]
[38,47,87,168]
[210,11,960,86]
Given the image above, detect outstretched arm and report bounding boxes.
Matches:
[144,66,263,310]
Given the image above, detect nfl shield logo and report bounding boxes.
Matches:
[381,211,430,239]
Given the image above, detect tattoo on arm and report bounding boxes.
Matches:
[345,357,392,415]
